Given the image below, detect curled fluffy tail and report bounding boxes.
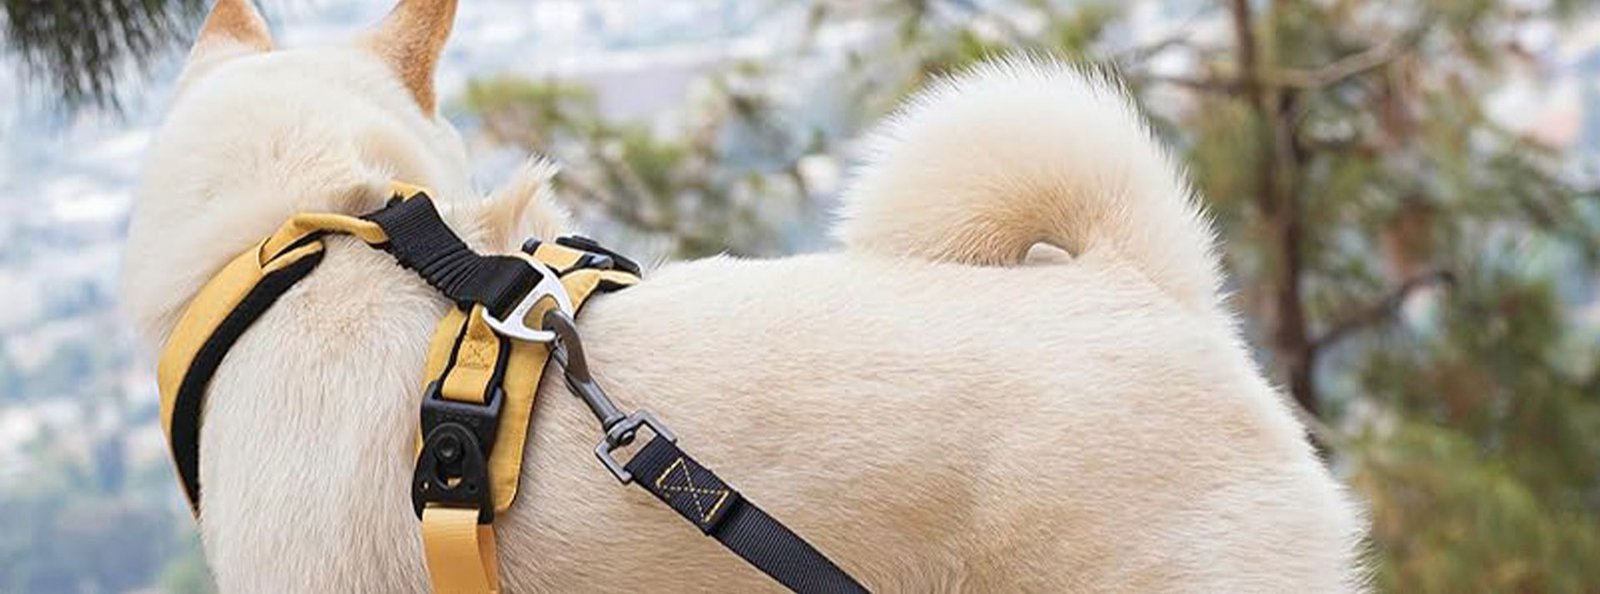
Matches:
[834,58,1222,311]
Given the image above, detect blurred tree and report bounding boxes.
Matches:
[468,0,1600,591]
[0,422,197,593]
[0,0,207,108]
[463,67,821,259]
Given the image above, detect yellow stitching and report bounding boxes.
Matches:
[655,458,685,490]
[656,457,731,524]
[672,458,706,520]
[701,489,731,523]
[459,340,492,368]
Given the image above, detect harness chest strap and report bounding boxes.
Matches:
[155,185,867,594]
[412,266,635,594]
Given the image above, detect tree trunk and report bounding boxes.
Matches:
[1230,0,1319,416]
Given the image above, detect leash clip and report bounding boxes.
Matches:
[480,257,573,342]
[543,310,676,483]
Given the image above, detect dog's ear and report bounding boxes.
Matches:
[366,0,458,116]
[179,0,272,88]
[193,0,273,57]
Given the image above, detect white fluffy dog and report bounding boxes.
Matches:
[123,0,1367,591]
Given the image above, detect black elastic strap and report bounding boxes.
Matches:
[624,436,870,594]
[365,195,538,319]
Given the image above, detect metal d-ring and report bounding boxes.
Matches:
[479,257,573,343]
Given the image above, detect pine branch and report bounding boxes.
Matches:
[1129,73,1240,93]
[1108,5,1218,65]
[1136,30,1421,96]
[558,147,743,258]
[2,0,209,109]
[1313,269,1456,351]
[1273,39,1409,89]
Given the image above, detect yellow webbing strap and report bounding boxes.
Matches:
[158,240,320,435]
[527,241,587,271]
[418,261,638,594]
[422,508,501,594]
[157,184,430,509]
[437,308,505,405]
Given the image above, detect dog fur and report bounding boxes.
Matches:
[122,1,1367,591]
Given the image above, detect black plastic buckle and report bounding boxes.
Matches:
[411,381,503,523]
[419,380,504,455]
[557,235,642,276]
[521,235,643,277]
[412,423,494,522]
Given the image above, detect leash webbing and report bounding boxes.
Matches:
[624,436,870,594]
[545,311,870,594]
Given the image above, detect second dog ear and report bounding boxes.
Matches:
[366,0,458,116]
[196,0,275,53]
[179,0,272,90]
[194,0,273,55]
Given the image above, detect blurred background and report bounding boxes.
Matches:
[2,0,1598,592]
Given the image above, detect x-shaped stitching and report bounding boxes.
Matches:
[657,457,729,523]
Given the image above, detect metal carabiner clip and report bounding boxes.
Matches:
[479,257,573,343]
[543,310,675,483]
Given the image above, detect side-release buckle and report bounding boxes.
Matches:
[412,381,503,522]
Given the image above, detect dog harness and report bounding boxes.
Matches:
[156,184,868,593]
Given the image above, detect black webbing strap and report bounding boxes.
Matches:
[365,196,539,319]
[624,436,869,594]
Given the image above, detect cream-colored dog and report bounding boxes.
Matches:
[123,0,1367,591]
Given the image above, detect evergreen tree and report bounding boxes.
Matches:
[1,0,206,107]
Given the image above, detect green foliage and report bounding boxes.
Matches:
[0,0,206,108]
[1178,2,1600,588]
[1352,421,1600,593]
[463,75,814,258]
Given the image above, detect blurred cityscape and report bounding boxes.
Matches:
[2,1,1598,591]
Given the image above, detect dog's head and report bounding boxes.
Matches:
[125,0,565,342]
[159,0,473,204]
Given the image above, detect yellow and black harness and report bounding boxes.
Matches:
[157,184,867,594]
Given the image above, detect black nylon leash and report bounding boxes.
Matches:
[542,312,870,594]
[624,436,870,594]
